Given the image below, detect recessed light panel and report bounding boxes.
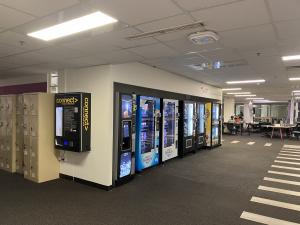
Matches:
[226,80,265,84]
[235,94,256,97]
[289,77,300,81]
[222,88,242,91]
[246,97,264,100]
[282,55,300,61]
[27,11,118,41]
[226,92,251,95]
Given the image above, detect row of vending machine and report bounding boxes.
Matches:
[114,93,221,185]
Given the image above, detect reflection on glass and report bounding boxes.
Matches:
[212,104,219,121]
[184,103,194,137]
[120,152,131,178]
[212,126,219,141]
[56,107,63,137]
[164,102,175,148]
[121,95,132,119]
[141,100,155,154]
[199,104,205,133]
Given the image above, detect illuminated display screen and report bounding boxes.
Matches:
[120,152,131,178]
[121,95,132,119]
[56,107,63,137]
[199,104,205,133]
[164,102,175,148]
[212,104,219,121]
[212,126,219,140]
[184,103,194,137]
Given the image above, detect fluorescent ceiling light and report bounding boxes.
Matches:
[289,77,300,81]
[227,92,251,95]
[27,11,118,41]
[226,79,265,84]
[246,97,264,100]
[282,55,300,61]
[222,88,242,91]
[235,94,256,97]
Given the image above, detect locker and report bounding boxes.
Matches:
[16,95,23,115]
[23,116,30,136]
[22,93,59,183]
[30,95,38,116]
[30,116,38,137]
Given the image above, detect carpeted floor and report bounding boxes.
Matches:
[0,134,294,225]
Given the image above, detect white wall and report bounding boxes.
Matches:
[0,74,46,86]
[223,97,235,121]
[60,62,222,186]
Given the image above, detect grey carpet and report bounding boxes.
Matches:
[0,134,295,225]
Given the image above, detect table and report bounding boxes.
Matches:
[245,122,260,135]
[223,122,243,135]
[270,125,296,140]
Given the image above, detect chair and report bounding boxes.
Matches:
[227,123,237,135]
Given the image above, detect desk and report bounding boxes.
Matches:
[271,125,296,140]
[246,122,260,135]
[223,122,243,135]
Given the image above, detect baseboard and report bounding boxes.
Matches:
[59,173,113,191]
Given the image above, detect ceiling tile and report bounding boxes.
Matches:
[62,28,157,52]
[136,14,193,32]
[219,24,277,50]
[87,0,182,25]
[164,38,222,54]
[0,5,35,29]
[191,0,270,31]
[1,52,48,66]
[275,19,300,42]
[0,43,27,57]
[0,0,79,17]
[100,50,144,64]
[0,31,49,50]
[174,0,241,11]
[268,0,300,22]
[129,43,178,59]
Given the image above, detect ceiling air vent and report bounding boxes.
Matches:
[127,21,205,40]
[188,31,219,45]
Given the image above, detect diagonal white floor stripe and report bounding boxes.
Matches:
[240,211,300,225]
[282,148,300,152]
[281,151,300,155]
[271,165,300,171]
[231,140,240,144]
[277,156,300,161]
[258,185,300,197]
[264,143,272,147]
[279,153,300,158]
[247,142,255,145]
[275,160,300,166]
[268,170,300,178]
[251,196,300,212]
[284,145,300,149]
[264,177,300,186]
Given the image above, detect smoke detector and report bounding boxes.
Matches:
[188,31,219,45]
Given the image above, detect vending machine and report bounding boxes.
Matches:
[114,93,136,185]
[135,96,161,172]
[205,102,212,147]
[162,99,179,162]
[196,102,206,149]
[212,103,221,147]
[179,101,196,156]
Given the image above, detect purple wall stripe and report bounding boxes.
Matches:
[0,82,47,95]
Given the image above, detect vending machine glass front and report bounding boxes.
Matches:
[164,102,176,148]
